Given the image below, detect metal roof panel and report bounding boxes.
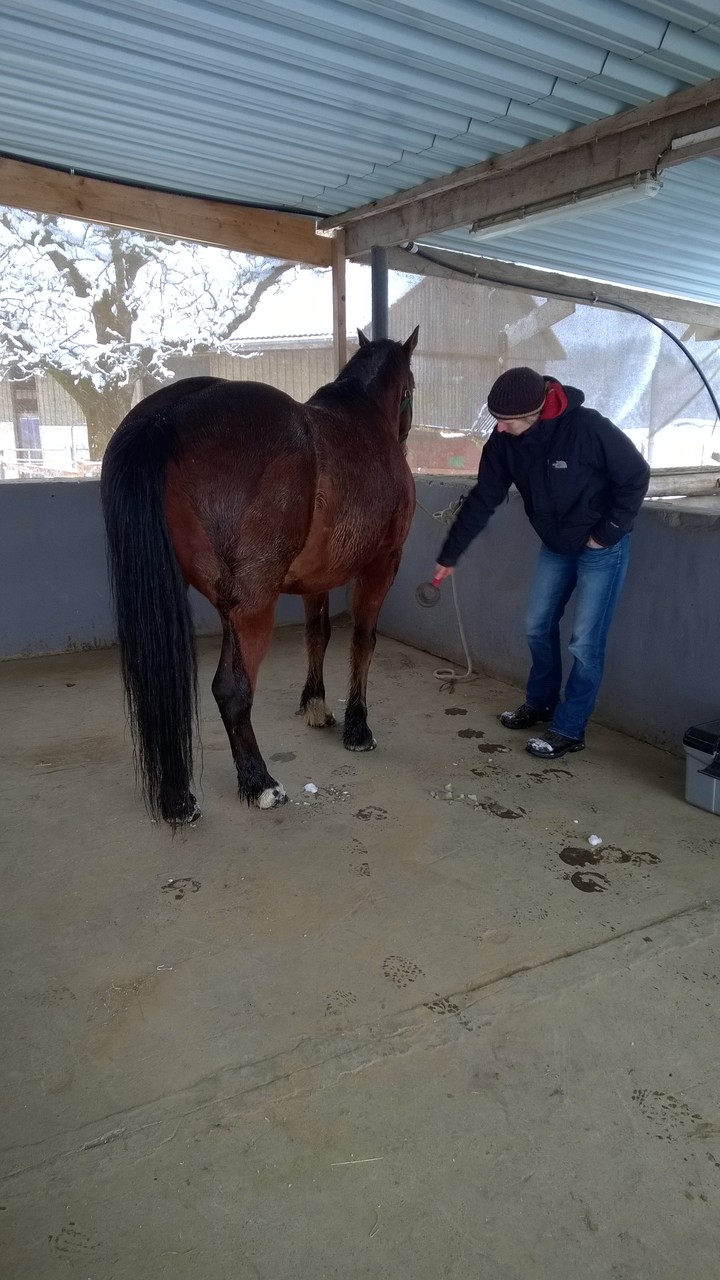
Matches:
[2,0,720,301]
[427,159,720,304]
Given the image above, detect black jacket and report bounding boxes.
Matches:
[438,382,650,564]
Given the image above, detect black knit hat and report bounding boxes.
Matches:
[487,367,546,419]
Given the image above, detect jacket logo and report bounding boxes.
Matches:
[551,460,568,469]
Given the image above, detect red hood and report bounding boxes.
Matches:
[539,380,568,420]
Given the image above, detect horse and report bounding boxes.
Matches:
[101,327,419,826]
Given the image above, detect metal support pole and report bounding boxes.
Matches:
[371,245,388,340]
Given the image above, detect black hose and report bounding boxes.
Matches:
[402,243,720,423]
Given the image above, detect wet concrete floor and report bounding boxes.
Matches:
[1,624,718,1279]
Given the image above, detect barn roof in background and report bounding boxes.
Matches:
[1,1,720,301]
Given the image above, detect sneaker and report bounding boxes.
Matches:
[499,702,552,730]
[526,730,585,759]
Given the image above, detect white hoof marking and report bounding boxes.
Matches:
[257,783,287,809]
[305,697,335,728]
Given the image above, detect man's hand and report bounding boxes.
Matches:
[433,564,454,583]
[586,536,604,550]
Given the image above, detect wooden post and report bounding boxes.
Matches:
[332,229,347,372]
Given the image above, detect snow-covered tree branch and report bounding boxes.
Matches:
[0,209,294,457]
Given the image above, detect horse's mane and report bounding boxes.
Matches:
[307,376,372,408]
[307,340,409,409]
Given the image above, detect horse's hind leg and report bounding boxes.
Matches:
[212,603,287,809]
[343,553,401,752]
[299,592,336,728]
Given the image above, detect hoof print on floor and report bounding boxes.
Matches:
[161,877,201,900]
[614,847,661,867]
[559,845,661,893]
[560,844,661,869]
[479,800,526,820]
[425,994,472,1030]
[568,870,610,893]
[31,986,77,1008]
[682,838,717,858]
[457,728,485,738]
[49,1225,97,1255]
[270,751,296,763]
[325,990,357,1016]
[527,767,573,782]
[445,707,468,716]
[631,1088,702,1140]
[355,806,387,822]
[383,955,424,988]
[349,861,370,877]
[559,846,604,868]
[477,742,510,754]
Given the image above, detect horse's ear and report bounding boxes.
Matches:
[404,325,419,356]
[357,328,370,347]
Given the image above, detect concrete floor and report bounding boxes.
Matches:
[1,624,719,1280]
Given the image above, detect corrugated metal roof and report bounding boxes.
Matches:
[1,1,720,299]
[427,158,720,305]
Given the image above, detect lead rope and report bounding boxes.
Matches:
[415,497,476,691]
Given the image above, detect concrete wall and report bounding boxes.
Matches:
[2,477,718,754]
[380,478,720,754]
[0,480,344,658]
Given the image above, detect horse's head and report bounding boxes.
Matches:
[355,326,419,448]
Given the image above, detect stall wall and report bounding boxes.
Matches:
[2,477,718,754]
[0,480,343,656]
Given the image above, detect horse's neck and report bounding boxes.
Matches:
[363,374,403,423]
[313,376,398,423]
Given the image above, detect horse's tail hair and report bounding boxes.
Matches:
[101,394,203,825]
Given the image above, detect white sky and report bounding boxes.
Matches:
[236,263,420,339]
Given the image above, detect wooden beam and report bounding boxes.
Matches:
[0,155,331,266]
[331,230,347,372]
[319,78,720,256]
[378,245,720,330]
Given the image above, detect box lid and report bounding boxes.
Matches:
[683,718,720,753]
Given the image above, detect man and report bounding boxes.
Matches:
[433,366,650,760]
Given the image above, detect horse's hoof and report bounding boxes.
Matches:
[303,697,336,728]
[344,736,377,752]
[164,793,202,825]
[257,783,288,809]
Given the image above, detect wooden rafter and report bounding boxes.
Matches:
[319,78,720,257]
[0,155,331,266]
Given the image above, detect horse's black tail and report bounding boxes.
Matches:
[101,400,198,826]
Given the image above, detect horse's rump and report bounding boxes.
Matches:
[164,380,318,606]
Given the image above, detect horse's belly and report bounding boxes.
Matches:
[281,528,357,593]
[282,477,414,594]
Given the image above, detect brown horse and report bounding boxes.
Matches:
[101,327,419,825]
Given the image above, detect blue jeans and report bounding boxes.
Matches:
[524,537,630,740]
